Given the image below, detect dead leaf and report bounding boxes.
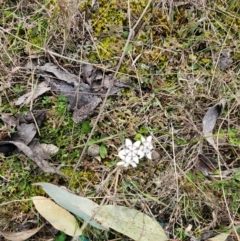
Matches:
[32,196,82,237]
[92,74,123,95]
[29,140,51,160]
[202,98,226,150]
[36,62,80,87]
[12,123,37,145]
[82,64,99,86]
[195,154,218,175]
[201,231,218,240]
[0,111,47,157]
[18,110,46,127]
[72,97,101,123]
[0,225,44,241]
[0,141,65,176]
[11,110,46,128]
[25,62,131,123]
[15,81,50,106]
[44,77,102,123]
[1,113,18,127]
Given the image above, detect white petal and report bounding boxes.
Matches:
[137,150,144,158]
[132,155,139,163]
[125,155,132,163]
[129,161,137,168]
[133,140,141,149]
[139,146,146,152]
[119,149,128,155]
[142,142,146,147]
[146,136,152,143]
[128,145,135,151]
[148,144,154,150]
[123,162,129,167]
[139,145,144,151]
[117,161,125,166]
[146,151,152,160]
[118,149,128,160]
[141,136,146,143]
[125,138,132,148]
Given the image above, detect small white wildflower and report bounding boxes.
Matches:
[117,138,144,168]
[140,136,153,160]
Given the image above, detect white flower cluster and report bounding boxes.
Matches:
[117,136,153,168]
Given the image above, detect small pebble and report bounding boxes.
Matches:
[88,144,100,157]
[152,150,160,161]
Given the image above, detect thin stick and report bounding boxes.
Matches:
[171,122,179,203]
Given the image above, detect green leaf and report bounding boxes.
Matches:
[34,183,109,230]
[126,43,132,55]
[81,121,91,134]
[134,134,142,141]
[123,31,129,38]
[55,232,66,241]
[99,144,107,159]
[92,205,168,241]
[233,169,240,181]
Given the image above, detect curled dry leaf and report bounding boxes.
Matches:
[1,111,46,130]
[17,110,46,127]
[12,123,37,145]
[15,81,51,106]
[72,98,101,123]
[201,231,218,240]
[0,141,65,176]
[32,196,82,237]
[36,62,80,87]
[82,64,97,86]
[0,225,44,241]
[202,98,226,150]
[1,113,18,127]
[29,140,51,160]
[0,111,63,175]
